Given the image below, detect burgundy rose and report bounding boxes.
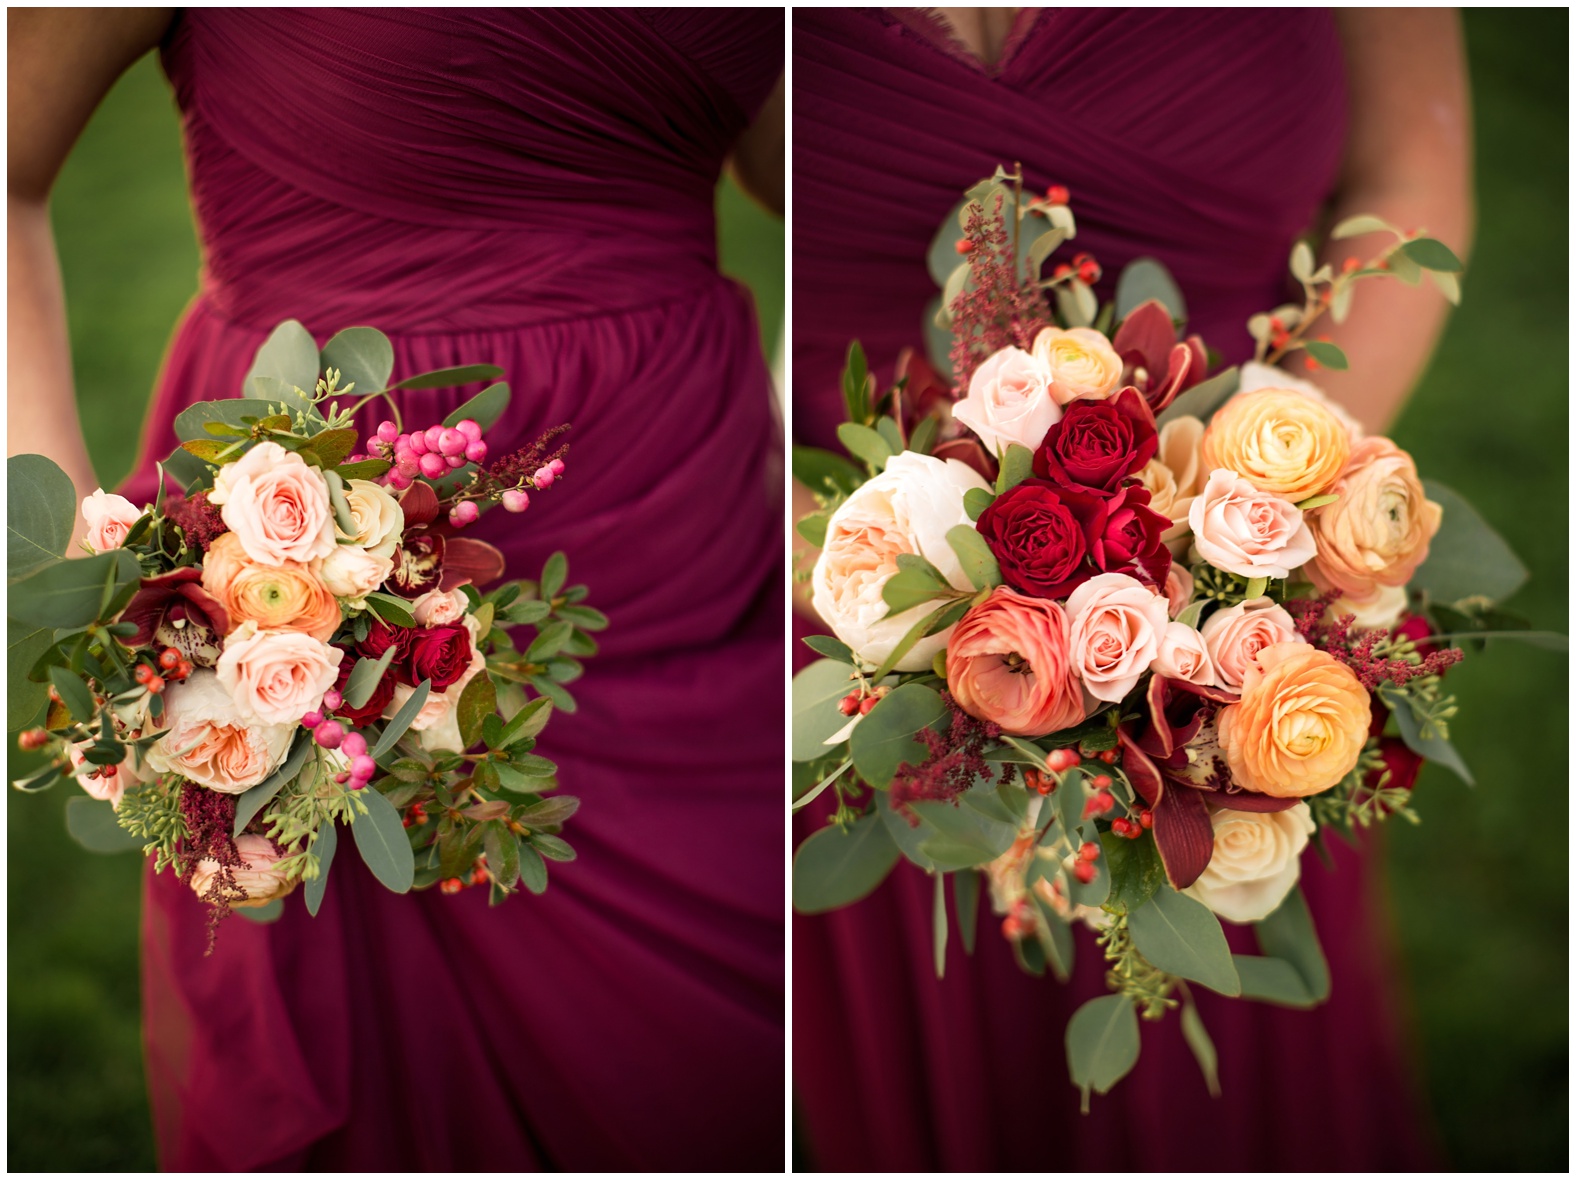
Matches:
[1056,482,1173,590]
[1032,387,1157,494]
[358,618,409,664]
[977,481,1088,599]
[332,649,396,726]
[405,625,474,691]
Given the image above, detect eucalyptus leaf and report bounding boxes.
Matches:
[1412,480,1528,605]
[343,647,398,711]
[945,524,1002,591]
[352,785,416,893]
[393,364,505,392]
[1157,365,1239,429]
[995,444,1034,493]
[319,327,394,396]
[234,733,315,835]
[8,623,54,730]
[849,683,948,789]
[243,320,319,411]
[1115,257,1187,323]
[8,549,140,630]
[304,821,337,917]
[1180,994,1222,1097]
[1065,993,1141,1111]
[1378,686,1474,786]
[371,680,431,758]
[792,812,901,914]
[8,454,77,578]
[64,797,144,853]
[792,658,859,762]
[236,898,285,924]
[837,422,892,471]
[932,871,949,979]
[1127,886,1242,996]
[439,381,511,430]
[953,868,981,955]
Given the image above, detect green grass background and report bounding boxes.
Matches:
[5,51,783,1171]
[7,12,1568,1171]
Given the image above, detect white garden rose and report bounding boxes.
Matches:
[810,452,990,672]
[952,346,1059,456]
[316,545,394,600]
[1185,803,1315,923]
[341,478,405,557]
[1327,583,1408,631]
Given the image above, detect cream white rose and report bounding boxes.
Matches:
[1189,468,1317,580]
[1065,572,1171,703]
[316,545,395,600]
[80,489,142,554]
[340,478,405,558]
[1030,326,1124,405]
[810,452,991,672]
[1185,803,1314,923]
[1200,597,1303,691]
[1327,583,1408,631]
[146,670,295,793]
[952,346,1060,456]
[1134,416,1208,555]
[1151,621,1216,687]
[216,621,344,725]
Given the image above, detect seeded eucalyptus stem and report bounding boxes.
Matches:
[1097,912,1179,1020]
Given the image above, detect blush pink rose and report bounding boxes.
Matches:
[146,670,294,793]
[1199,596,1304,691]
[945,587,1086,736]
[316,545,394,599]
[1065,572,1171,703]
[1189,468,1317,580]
[952,346,1060,457]
[80,489,142,553]
[386,616,488,752]
[1151,621,1216,687]
[209,441,336,565]
[411,587,471,627]
[189,834,297,908]
[216,621,344,725]
[1163,562,1194,619]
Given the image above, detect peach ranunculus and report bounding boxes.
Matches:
[80,489,142,554]
[201,532,342,641]
[1189,468,1318,581]
[1215,642,1369,797]
[1151,621,1216,687]
[1163,562,1194,619]
[1184,802,1315,923]
[1200,387,1351,502]
[1238,361,1363,444]
[189,833,297,908]
[1030,326,1124,406]
[340,478,405,558]
[1065,572,1171,704]
[952,346,1060,457]
[1200,596,1304,692]
[945,587,1086,736]
[209,441,337,565]
[1133,416,1207,554]
[316,545,394,600]
[810,452,991,672]
[215,621,344,725]
[146,670,295,793]
[1305,437,1441,605]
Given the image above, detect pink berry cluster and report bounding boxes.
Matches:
[370,418,489,491]
[300,688,377,790]
[498,457,566,517]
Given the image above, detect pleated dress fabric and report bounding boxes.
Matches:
[120,10,784,1170]
[791,8,1441,1170]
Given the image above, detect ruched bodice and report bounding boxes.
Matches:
[128,10,783,1170]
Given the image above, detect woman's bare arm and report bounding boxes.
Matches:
[1302,8,1474,434]
[8,7,173,509]
[728,72,784,218]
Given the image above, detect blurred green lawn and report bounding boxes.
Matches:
[6,13,1568,1173]
[5,51,783,1170]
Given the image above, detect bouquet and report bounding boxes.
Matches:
[9,321,604,945]
[792,167,1559,1105]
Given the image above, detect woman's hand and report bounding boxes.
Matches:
[1300,9,1474,434]
[7,7,173,520]
[728,72,784,218]
[791,478,824,623]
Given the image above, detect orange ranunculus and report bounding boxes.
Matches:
[201,532,342,641]
[1306,436,1441,603]
[945,587,1086,736]
[1215,641,1369,797]
[1200,387,1351,502]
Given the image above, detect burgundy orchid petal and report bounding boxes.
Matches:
[932,437,998,484]
[122,567,228,645]
[1204,789,1304,813]
[399,481,440,528]
[1118,728,1165,806]
[441,537,506,590]
[1151,782,1215,890]
[1111,299,1176,377]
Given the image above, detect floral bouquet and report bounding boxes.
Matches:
[9,321,604,944]
[792,167,1559,1104]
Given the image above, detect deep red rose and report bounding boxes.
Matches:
[332,648,396,726]
[1059,482,1173,589]
[405,624,474,691]
[358,618,409,663]
[1032,387,1158,494]
[977,480,1089,598]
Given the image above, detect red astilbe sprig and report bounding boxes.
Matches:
[948,196,1052,395]
[167,490,227,554]
[175,783,246,952]
[1284,593,1464,691]
[889,692,1016,820]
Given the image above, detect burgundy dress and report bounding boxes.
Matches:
[792,9,1440,1170]
[120,10,783,1170]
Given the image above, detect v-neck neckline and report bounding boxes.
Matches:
[887,8,1044,79]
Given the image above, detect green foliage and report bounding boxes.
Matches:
[1126,887,1241,997]
[791,812,900,914]
[1114,258,1187,322]
[1065,993,1140,1112]
[8,455,77,577]
[318,326,394,396]
[791,658,859,762]
[848,683,948,790]
[350,785,415,893]
[439,380,510,429]
[1413,480,1530,605]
